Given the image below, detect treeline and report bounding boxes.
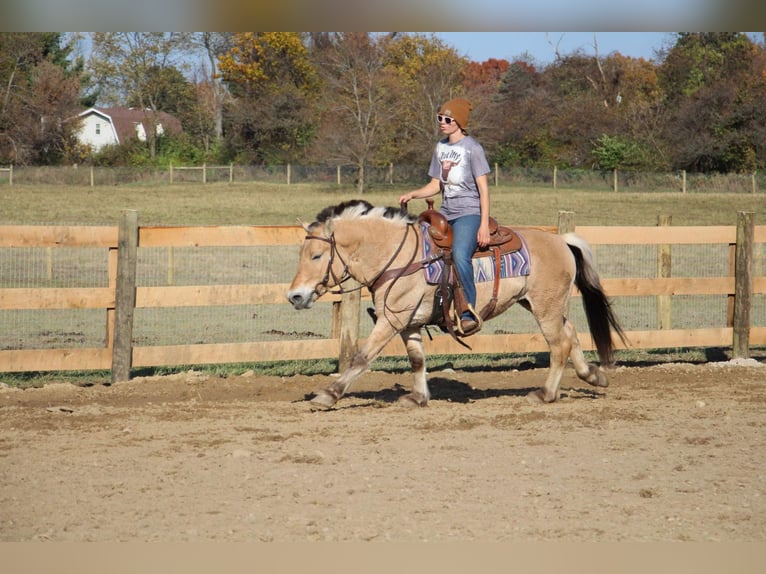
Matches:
[1,32,765,193]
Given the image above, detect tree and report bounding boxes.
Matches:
[88,32,194,159]
[658,33,764,172]
[591,134,646,170]
[311,32,402,193]
[193,32,232,144]
[381,34,469,163]
[218,32,320,164]
[0,33,83,164]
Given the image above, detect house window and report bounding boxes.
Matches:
[95,123,101,135]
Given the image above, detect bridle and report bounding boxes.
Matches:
[303,232,353,296]
[303,221,419,298]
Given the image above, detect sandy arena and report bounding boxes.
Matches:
[1,360,765,542]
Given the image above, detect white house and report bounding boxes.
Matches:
[76,107,182,151]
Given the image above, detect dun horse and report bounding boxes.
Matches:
[287,200,626,408]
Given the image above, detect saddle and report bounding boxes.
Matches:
[418,201,522,255]
[418,200,522,341]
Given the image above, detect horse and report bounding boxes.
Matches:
[286,199,626,409]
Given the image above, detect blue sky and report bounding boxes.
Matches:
[433,32,675,64]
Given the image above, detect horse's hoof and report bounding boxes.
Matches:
[397,393,428,408]
[526,389,557,404]
[310,390,338,409]
[588,365,609,388]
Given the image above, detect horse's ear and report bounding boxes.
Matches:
[296,217,311,233]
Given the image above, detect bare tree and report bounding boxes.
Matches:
[313,33,400,193]
[193,32,231,143]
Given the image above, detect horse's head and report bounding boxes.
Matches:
[286,218,347,309]
[287,199,416,310]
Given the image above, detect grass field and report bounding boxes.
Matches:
[1,182,764,385]
[2,181,765,226]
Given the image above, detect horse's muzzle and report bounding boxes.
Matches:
[286,287,315,310]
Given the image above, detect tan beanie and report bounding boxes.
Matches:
[438,98,472,129]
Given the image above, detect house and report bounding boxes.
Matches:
[76,107,182,151]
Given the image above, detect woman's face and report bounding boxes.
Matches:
[437,114,461,137]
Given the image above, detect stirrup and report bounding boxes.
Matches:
[455,305,482,336]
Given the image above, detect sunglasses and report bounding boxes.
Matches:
[436,114,456,125]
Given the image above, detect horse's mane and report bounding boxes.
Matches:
[313,199,415,226]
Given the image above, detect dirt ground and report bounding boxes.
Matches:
[1,359,765,543]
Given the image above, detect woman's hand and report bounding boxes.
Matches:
[477,223,491,248]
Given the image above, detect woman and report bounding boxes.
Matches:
[399,97,491,335]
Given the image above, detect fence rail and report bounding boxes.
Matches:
[0,212,764,381]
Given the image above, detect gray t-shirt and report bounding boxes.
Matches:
[427,135,491,220]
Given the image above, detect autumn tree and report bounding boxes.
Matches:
[381,33,469,164]
[0,33,83,165]
[217,32,320,164]
[490,47,667,171]
[658,33,764,172]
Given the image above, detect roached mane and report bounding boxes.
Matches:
[313,199,415,226]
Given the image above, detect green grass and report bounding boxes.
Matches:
[2,182,764,226]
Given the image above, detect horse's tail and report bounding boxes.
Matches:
[562,233,628,366]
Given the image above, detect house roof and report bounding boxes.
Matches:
[78,107,182,144]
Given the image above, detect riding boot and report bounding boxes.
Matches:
[457,304,482,336]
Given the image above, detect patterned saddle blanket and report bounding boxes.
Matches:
[419,222,531,285]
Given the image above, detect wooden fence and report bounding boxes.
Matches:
[2,164,764,193]
[0,211,763,382]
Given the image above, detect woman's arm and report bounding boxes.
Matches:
[398,177,442,205]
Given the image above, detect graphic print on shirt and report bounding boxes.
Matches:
[438,147,465,187]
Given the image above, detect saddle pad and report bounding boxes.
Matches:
[420,222,531,285]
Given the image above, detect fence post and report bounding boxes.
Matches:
[8,165,12,186]
[90,166,94,187]
[287,163,291,185]
[681,170,686,193]
[203,162,207,184]
[337,165,341,186]
[553,165,557,189]
[111,209,139,383]
[389,162,393,184]
[752,172,757,194]
[494,162,498,186]
[335,280,361,372]
[657,215,672,330]
[732,211,754,359]
[557,210,575,234]
[229,162,234,183]
[169,163,173,184]
[613,168,618,192]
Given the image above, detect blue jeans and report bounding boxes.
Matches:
[449,215,480,319]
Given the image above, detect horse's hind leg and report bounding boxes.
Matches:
[397,328,429,407]
[565,318,609,388]
[530,312,572,403]
[532,315,607,403]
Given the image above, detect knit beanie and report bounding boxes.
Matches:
[438,98,472,129]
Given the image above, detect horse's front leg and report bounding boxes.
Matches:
[397,328,429,408]
[310,320,400,409]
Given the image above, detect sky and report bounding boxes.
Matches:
[433,32,675,64]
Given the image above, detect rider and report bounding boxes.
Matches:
[399,97,491,335]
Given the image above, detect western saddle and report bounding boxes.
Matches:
[418,199,522,340]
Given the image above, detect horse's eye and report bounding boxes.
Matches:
[311,253,322,261]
